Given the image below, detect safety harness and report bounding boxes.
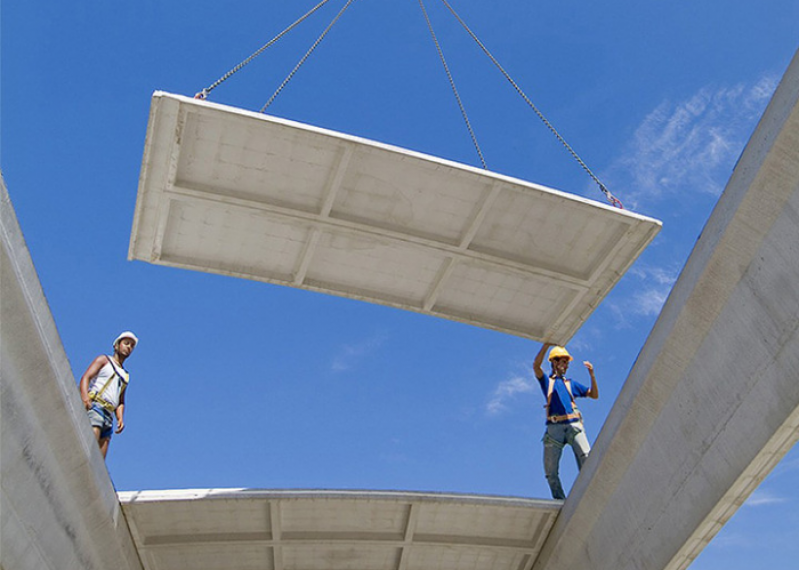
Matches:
[88,356,129,412]
[545,375,582,424]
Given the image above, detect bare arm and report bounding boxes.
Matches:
[584,361,599,399]
[533,343,553,379]
[79,355,108,410]
[115,390,125,434]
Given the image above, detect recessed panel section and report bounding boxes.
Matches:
[333,148,494,244]
[415,503,545,542]
[150,544,273,570]
[433,261,579,338]
[128,499,270,538]
[406,545,522,570]
[283,544,400,570]
[160,199,309,280]
[177,110,341,212]
[470,190,632,280]
[305,232,447,306]
[281,499,407,536]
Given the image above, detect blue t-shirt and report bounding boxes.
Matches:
[536,373,589,424]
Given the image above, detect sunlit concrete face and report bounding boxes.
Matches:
[119,489,559,570]
[130,92,660,342]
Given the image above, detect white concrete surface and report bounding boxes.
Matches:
[118,489,559,570]
[129,92,660,343]
[0,174,142,570]
[534,48,799,570]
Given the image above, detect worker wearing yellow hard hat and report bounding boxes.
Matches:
[533,342,599,500]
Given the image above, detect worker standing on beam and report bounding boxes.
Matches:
[533,342,598,500]
[79,332,138,459]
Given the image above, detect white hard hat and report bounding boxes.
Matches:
[113,331,139,347]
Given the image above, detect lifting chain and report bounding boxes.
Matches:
[418,0,487,170]
[439,0,623,208]
[194,0,335,101]
[261,0,358,112]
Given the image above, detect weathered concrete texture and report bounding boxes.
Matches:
[534,49,799,570]
[119,489,559,570]
[0,174,142,570]
[129,92,660,343]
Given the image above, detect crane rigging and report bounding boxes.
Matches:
[193,0,622,208]
[132,1,660,343]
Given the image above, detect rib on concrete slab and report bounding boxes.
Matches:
[534,48,799,570]
[0,174,143,570]
[129,92,661,343]
[118,489,559,570]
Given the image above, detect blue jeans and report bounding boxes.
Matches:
[543,421,591,500]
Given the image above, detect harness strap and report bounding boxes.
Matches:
[88,356,129,407]
[545,376,582,423]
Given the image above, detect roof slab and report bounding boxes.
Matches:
[118,489,559,570]
[129,92,661,342]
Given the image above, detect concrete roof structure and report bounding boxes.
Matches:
[118,489,558,570]
[129,92,660,343]
[3,48,798,570]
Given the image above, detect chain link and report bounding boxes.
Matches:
[439,0,623,208]
[195,0,335,100]
[260,0,358,112]
[418,0,487,170]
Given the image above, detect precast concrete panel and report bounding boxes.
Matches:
[119,489,559,570]
[0,175,142,570]
[534,48,799,570]
[130,92,661,342]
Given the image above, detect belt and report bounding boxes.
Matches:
[89,393,115,412]
[547,412,582,424]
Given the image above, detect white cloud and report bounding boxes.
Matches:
[605,263,679,327]
[331,332,388,372]
[743,489,788,507]
[486,373,535,416]
[627,265,680,317]
[605,75,777,209]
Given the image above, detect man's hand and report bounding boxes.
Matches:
[115,418,125,434]
[584,361,598,399]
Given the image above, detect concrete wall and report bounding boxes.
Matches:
[534,49,799,570]
[0,174,142,570]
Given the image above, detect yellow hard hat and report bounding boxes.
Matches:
[548,346,572,362]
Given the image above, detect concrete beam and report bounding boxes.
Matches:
[534,49,799,570]
[0,174,142,570]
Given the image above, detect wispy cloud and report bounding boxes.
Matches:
[604,263,680,328]
[627,265,680,316]
[486,372,535,416]
[743,489,788,507]
[605,76,777,209]
[331,332,388,372]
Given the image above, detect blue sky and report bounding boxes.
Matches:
[2,1,797,568]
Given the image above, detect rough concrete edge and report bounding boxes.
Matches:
[118,488,562,510]
[0,171,144,570]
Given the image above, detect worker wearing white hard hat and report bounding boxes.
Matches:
[532,342,599,500]
[79,332,139,459]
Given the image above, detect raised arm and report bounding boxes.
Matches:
[584,361,599,399]
[533,343,553,379]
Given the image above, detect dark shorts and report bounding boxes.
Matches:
[87,403,114,440]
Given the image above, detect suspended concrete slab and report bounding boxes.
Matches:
[119,489,559,570]
[130,92,661,342]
